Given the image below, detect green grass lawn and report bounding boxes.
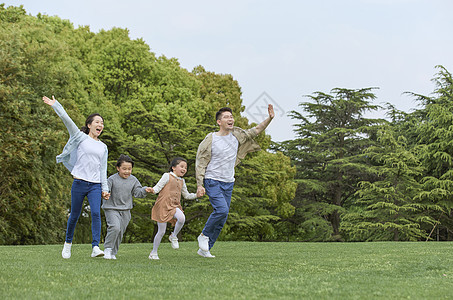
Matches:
[1,241,452,299]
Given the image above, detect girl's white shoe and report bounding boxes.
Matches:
[148,253,159,260]
[169,233,179,249]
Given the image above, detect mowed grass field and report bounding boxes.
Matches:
[1,241,452,299]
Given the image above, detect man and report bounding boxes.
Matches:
[195,104,274,257]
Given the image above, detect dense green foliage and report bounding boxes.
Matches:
[412,66,453,240]
[1,4,453,244]
[0,5,295,245]
[276,88,385,241]
[342,127,427,241]
[277,67,453,241]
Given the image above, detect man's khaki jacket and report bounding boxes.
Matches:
[195,127,261,186]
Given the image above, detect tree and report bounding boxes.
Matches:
[341,126,427,241]
[224,151,297,241]
[0,5,78,244]
[0,4,297,245]
[411,66,453,240]
[192,65,249,128]
[278,88,384,241]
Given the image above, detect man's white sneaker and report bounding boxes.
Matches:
[169,233,179,249]
[197,248,215,258]
[62,242,72,259]
[148,253,159,260]
[91,246,104,257]
[111,254,117,260]
[104,248,113,259]
[197,234,209,252]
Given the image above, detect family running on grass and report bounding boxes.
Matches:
[42,95,274,260]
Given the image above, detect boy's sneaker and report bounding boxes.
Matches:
[148,253,159,260]
[197,234,209,252]
[104,248,113,259]
[169,233,179,249]
[91,246,104,257]
[197,248,215,258]
[111,255,117,260]
[62,242,72,259]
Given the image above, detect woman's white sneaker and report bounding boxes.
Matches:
[62,242,72,259]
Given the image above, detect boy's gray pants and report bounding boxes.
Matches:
[104,209,131,255]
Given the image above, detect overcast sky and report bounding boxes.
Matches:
[4,0,453,141]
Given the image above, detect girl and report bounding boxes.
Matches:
[102,154,153,259]
[149,157,201,260]
[43,95,109,259]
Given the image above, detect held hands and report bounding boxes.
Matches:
[42,95,56,106]
[197,186,205,198]
[102,191,110,200]
[145,187,154,194]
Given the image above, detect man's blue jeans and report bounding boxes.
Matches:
[65,179,102,247]
[202,178,234,250]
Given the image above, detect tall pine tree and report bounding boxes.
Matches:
[279,88,384,241]
[341,126,426,241]
[412,66,453,240]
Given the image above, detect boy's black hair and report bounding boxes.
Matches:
[215,107,233,121]
[168,157,187,172]
[116,154,134,168]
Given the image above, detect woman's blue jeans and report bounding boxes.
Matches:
[202,178,234,250]
[65,179,102,247]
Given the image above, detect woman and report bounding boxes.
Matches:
[43,95,109,259]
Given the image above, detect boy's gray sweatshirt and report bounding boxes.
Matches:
[102,173,148,210]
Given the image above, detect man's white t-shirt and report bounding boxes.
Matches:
[71,136,106,183]
[205,132,239,183]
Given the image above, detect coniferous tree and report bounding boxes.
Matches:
[411,66,453,240]
[278,88,384,241]
[341,126,427,241]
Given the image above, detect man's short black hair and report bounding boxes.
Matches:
[215,107,233,121]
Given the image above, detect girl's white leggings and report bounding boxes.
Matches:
[151,208,185,254]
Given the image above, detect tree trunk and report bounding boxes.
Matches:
[393,228,399,241]
[329,210,343,241]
